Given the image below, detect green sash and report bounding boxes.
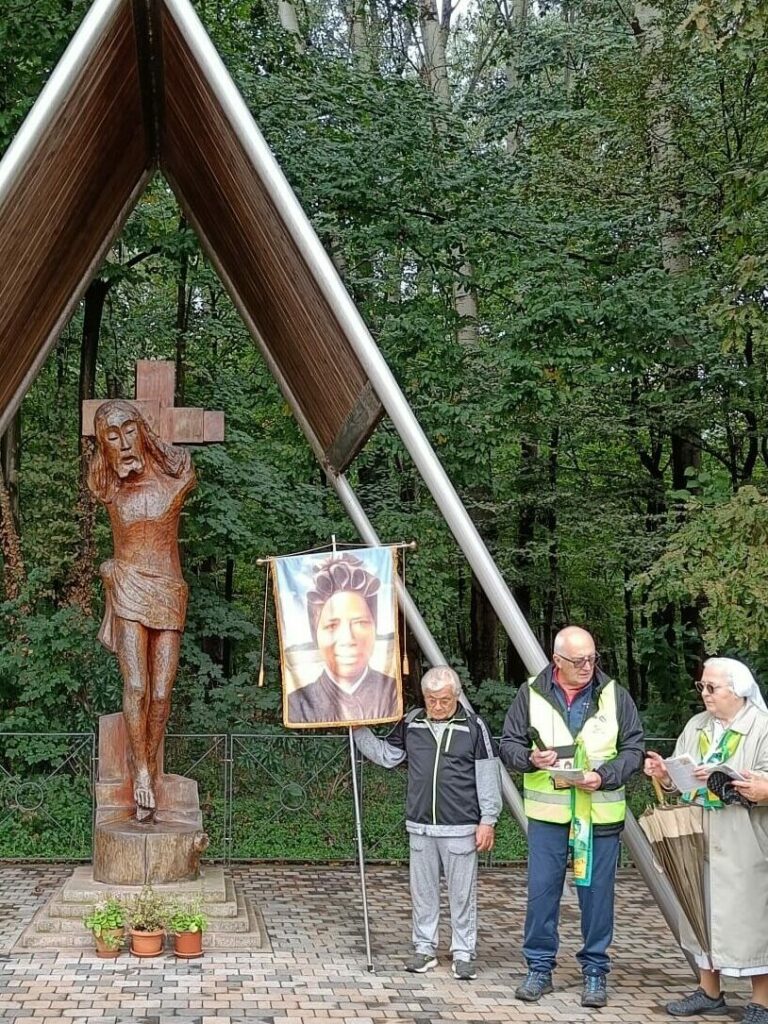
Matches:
[681,728,742,809]
[569,737,593,886]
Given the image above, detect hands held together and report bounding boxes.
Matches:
[530,747,602,791]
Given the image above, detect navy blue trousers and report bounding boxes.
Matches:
[523,818,620,977]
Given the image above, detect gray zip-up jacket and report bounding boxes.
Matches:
[354,705,502,837]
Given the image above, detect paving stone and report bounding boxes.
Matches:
[0,863,754,1023]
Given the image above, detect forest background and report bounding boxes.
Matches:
[1,0,768,768]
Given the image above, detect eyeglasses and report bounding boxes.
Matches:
[556,653,600,669]
[425,696,456,708]
[695,681,729,696]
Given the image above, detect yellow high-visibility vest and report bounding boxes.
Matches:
[523,679,626,825]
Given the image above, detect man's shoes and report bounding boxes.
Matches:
[405,952,438,973]
[452,959,477,981]
[515,970,554,1002]
[743,1004,768,1024]
[666,987,728,1017]
[581,974,608,1008]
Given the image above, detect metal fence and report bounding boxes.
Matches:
[0,731,677,865]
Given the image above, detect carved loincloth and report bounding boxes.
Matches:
[98,558,188,652]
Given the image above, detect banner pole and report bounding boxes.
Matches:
[349,727,374,971]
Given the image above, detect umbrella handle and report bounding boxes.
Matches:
[652,777,667,805]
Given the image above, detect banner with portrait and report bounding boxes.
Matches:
[273,548,403,729]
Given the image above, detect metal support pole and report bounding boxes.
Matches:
[349,727,374,971]
[330,475,531,826]
[330,470,697,972]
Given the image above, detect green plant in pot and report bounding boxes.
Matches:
[83,895,126,958]
[168,898,208,958]
[126,886,168,958]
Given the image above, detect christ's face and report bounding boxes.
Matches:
[316,591,376,682]
[100,408,146,479]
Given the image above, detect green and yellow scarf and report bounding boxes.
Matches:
[681,727,742,809]
[569,737,593,886]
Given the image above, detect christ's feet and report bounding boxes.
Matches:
[134,769,156,823]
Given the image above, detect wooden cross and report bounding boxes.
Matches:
[82,360,225,444]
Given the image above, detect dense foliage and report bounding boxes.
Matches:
[1,0,767,764]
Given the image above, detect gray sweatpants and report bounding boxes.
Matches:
[409,832,478,962]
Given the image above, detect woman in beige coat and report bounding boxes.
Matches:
[645,658,768,1024]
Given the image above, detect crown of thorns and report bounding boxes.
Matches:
[306,554,380,636]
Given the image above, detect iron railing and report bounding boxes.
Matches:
[0,732,678,864]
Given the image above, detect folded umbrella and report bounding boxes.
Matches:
[639,791,709,958]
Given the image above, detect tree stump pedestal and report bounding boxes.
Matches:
[94,713,208,885]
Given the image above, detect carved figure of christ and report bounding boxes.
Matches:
[85,362,223,822]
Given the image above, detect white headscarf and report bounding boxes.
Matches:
[705,657,768,713]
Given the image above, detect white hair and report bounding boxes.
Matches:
[421,666,462,697]
[704,657,768,712]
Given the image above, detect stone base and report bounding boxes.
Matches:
[14,865,269,953]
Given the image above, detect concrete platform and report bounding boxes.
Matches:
[12,865,266,952]
[0,862,754,1024]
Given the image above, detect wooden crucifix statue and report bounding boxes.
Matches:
[84,361,224,824]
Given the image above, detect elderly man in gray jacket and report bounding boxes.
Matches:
[354,665,502,980]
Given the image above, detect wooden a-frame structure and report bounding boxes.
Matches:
[0,0,693,962]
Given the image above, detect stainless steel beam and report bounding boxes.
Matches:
[331,471,528,832]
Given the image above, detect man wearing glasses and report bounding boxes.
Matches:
[500,626,644,1008]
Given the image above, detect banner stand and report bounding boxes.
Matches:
[348,729,376,966]
[349,726,375,971]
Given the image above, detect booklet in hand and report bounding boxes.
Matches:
[547,766,586,786]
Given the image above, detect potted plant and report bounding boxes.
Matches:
[83,895,126,958]
[167,898,208,958]
[126,886,168,957]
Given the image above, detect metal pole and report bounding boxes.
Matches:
[330,474,533,830]
[348,727,374,971]
[330,470,697,970]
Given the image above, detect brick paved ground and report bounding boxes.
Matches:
[0,863,752,1023]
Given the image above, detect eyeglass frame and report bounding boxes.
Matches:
[554,653,600,669]
[695,680,732,696]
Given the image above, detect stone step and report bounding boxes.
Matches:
[46,879,240,929]
[59,864,228,904]
[18,886,264,951]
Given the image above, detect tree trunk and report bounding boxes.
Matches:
[506,439,536,683]
[503,0,528,154]
[0,410,21,534]
[277,0,306,52]
[0,460,25,601]
[470,571,498,685]
[418,0,451,106]
[175,217,190,407]
[223,556,234,680]
[541,428,559,655]
[68,278,110,613]
[623,566,640,701]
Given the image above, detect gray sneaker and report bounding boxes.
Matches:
[582,974,607,1008]
[405,952,438,973]
[743,1004,768,1024]
[452,959,477,981]
[666,988,728,1017]
[515,970,554,1002]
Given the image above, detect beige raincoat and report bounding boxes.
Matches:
[672,703,768,976]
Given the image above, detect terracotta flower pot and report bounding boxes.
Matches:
[94,927,124,958]
[174,930,204,959]
[130,928,165,957]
